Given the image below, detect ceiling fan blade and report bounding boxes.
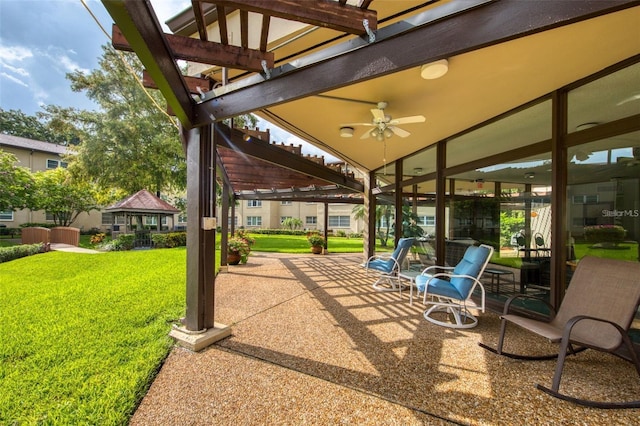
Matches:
[390,126,411,138]
[359,129,373,139]
[340,122,374,127]
[390,115,426,125]
[370,108,386,122]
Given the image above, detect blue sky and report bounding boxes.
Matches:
[0,0,190,116]
[0,0,335,159]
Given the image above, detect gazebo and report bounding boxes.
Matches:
[105,189,180,240]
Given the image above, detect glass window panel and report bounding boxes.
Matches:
[403,145,437,179]
[567,131,639,265]
[568,62,640,133]
[447,100,551,168]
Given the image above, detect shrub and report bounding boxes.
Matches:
[168,232,187,247]
[0,227,20,238]
[307,233,325,247]
[90,233,107,245]
[584,225,626,243]
[152,233,168,248]
[250,228,306,236]
[152,232,186,248]
[0,243,45,263]
[103,234,135,251]
[19,222,55,229]
[335,230,347,237]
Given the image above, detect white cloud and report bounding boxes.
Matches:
[57,54,90,74]
[0,44,33,62]
[1,62,29,77]
[1,72,28,87]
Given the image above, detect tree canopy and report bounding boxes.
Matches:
[0,108,78,145]
[0,150,33,212]
[45,45,186,197]
[30,167,99,227]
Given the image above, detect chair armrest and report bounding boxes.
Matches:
[502,294,556,317]
[562,315,628,348]
[420,265,453,275]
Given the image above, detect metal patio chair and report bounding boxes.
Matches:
[415,244,494,329]
[365,237,415,293]
[480,256,640,408]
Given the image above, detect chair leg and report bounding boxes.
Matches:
[536,331,640,409]
[496,318,508,354]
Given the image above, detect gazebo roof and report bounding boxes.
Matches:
[105,189,180,215]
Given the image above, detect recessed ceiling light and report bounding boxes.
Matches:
[339,126,354,137]
[575,122,599,131]
[421,59,448,80]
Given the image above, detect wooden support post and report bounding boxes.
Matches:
[394,161,403,246]
[184,125,215,330]
[365,170,376,259]
[221,180,230,267]
[435,141,446,267]
[551,89,568,310]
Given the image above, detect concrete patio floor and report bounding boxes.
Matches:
[131,252,639,425]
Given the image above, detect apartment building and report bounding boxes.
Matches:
[0,134,103,230]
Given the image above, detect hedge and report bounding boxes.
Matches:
[151,232,187,248]
[0,243,45,263]
[584,225,626,242]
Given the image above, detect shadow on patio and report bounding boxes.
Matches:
[131,253,639,425]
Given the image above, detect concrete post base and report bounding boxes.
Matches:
[169,323,231,352]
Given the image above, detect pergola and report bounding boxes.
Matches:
[102,0,640,348]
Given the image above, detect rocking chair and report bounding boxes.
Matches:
[480,256,640,408]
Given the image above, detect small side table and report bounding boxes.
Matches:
[483,268,516,295]
[398,270,423,305]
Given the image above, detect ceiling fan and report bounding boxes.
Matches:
[341,101,425,140]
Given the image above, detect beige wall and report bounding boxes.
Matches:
[1,143,105,231]
[226,199,364,234]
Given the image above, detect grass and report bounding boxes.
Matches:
[0,249,187,425]
[245,233,390,253]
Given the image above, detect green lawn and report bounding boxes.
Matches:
[246,233,389,253]
[0,249,187,425]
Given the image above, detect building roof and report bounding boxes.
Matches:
[105,189,180,215]
[0,134,72,156]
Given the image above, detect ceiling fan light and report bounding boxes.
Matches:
[376,133,384,141]
[383,128,393,138]
[339,126,354,137]
[371,128,380,137]
[421,59,449,80]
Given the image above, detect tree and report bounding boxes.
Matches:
[281,217,302,230]
[45,45,186,196]
[0,108,79,145]
[30,167,99,227]
[352,203,393,246]
[399,205,424,238]
[0,150,33,211]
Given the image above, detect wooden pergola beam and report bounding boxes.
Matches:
[142,70,212,95]
[113,24,274,72]
[103,0,194,127]
[215,124,364,192]
[200,0,377,34]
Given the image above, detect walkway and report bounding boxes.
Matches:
[50,243,102,254]
[131,252,639,425]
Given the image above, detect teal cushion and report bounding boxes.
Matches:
[417,245,490,298]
